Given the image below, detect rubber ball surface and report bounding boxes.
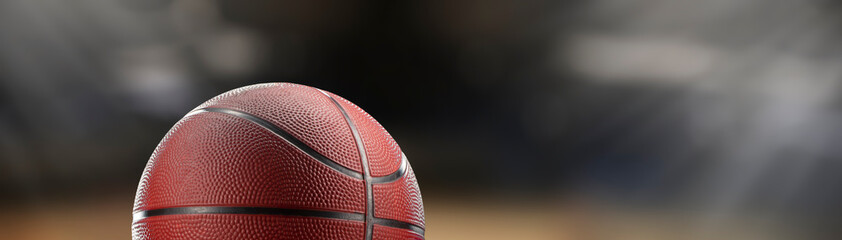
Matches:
[132,83,424,240]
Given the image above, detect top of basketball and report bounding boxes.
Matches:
[132,83,424,240]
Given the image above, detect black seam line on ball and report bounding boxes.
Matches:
[131,207,426,235]
[320,91,375,240]
[193,108,364,179]
[370,153,407,184]
[131,206,365,222]
[188,108,407,183]
[372,217,426,236]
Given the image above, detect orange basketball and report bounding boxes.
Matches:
[132,83,424,239]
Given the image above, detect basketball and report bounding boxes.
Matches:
[131,83,425,240]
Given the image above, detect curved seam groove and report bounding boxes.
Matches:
[372,217,426,236]
[132,206,426,235]
[132,206,365,223]
[370,153,408,184]
[319,91,376,240]
[190,108,364,179]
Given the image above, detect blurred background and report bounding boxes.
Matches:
[2,0,842,239]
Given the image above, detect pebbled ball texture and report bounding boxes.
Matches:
[133,112,366,213]
[373,165,425,228]
[373,225,424,240]
[133,215,364,240]
[133,83,424,240]
[327,92,403,177]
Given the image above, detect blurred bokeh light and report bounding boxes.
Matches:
[2,0,842,239]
